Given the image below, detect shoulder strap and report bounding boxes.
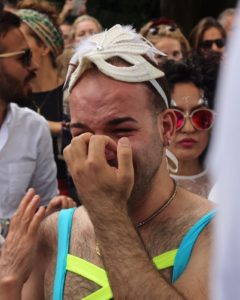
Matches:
[172,209,217,282]
[53,208,76,300]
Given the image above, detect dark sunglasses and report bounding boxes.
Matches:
[200,38,225,49]
[172,108,216,131]
[0,48,32,67]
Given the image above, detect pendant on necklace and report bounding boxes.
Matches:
[96,241,102,257]
[37,107,41,115]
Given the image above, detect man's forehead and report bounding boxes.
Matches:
[70,67,151,97]
[69,71,151,122]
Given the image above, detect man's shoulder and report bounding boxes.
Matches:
[39,207,94,250]
[10,103,48,126]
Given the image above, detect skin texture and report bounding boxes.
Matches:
[0,189,46,300]
[0,191,75,300]
[168,82,210,176]
[202,27,225,53]
[22,69,215,299]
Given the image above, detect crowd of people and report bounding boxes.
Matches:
[0,0,237,299]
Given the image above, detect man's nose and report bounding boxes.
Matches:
[28,58,39,73]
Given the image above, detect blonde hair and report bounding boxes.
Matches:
[70,14,102,41]
[140,22,190,59]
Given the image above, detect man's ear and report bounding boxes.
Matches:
[157,109,177,147]
[40,43,50,57]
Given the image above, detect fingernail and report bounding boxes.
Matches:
[118,137,130,146]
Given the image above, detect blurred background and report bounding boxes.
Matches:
[53,0,238,34]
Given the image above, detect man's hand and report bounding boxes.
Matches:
[45,195,76,216]
[0,189,45,298]
[63,133,134,213]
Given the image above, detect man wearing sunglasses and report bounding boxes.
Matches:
[0,10,58,235]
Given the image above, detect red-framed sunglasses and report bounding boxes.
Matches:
[172,108,216,131]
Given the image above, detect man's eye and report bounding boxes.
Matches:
[114,128,133,132]
[113,129,135,136]
[71,131,86,137]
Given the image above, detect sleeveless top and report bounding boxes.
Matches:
[53,208,216,300]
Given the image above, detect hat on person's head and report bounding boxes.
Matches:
[18,9,64,57]
[65,24,169,108]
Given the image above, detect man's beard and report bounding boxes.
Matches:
[0,67,35,105]
[128,129,164,210]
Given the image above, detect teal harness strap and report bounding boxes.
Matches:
[53,208,76,300]
[172,209,217,282]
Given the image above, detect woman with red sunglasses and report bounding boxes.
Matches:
[162,58,217,198]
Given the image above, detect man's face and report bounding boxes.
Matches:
[69,70,166,206]
[0,27,37,104]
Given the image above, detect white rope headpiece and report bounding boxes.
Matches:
[65,24,169,107]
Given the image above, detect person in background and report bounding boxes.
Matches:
[218,8,236,37]
[162,57,217,198]
[140,18,190,64]
[60,21,72,48]
[2,0,18,13]
[58,0,88,25]
[189,17,226,56]
[0,8,58,231]
[57,14,102,79]
[17,1,69,195]
[69,14,102,45]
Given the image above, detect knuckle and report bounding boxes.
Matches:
[87,158,99,171]
[63,145,70,158]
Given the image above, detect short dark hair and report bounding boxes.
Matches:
[161,58,204,92]
[0,7,21,51]
[161,52,221,109]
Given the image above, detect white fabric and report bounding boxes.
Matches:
[170,169,212,198]
[0,105,12,152]
[208,3,240,299]
[66,24,169,107]
[0,103,58,219]
[208,183,217,203]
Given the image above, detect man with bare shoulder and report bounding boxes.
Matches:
[23,25,215,299]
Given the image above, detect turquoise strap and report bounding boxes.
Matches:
[53,208,76,300]
[172,209,217,282]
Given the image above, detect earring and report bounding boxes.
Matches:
[164,139,171,146]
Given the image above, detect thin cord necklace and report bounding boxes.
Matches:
[31,77,62,115]
[136,180,177,229]
[95,180,177,256]
[32,93,51,115]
